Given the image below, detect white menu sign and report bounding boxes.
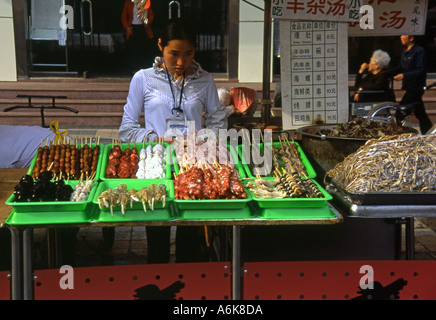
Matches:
[280,20,349,129]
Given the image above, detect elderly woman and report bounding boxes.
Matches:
[353,49,394,102]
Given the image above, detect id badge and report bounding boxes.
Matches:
[166,117,188,137]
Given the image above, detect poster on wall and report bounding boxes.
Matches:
[271,0,428,36]
[279,20,349,129]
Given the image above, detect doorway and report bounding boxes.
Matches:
[22,0,231,78]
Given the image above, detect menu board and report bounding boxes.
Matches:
[279,20,349,129]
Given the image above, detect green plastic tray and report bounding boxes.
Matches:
[174,195,252,210]
[238,141,316,179]
[258,205,338,220]
[5,180,98,213]
[92,206,174,222]
[245,178,332,208]
[5,209,93,226]
[92,179,174,214]
[27,143,104,180]
[178,206,253,220]
[99,142,175,181]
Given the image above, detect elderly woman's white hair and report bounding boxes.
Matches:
[371,49,391,69]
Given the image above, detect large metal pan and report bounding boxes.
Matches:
[296,125,368,177]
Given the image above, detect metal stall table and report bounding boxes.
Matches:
[327,183,436,260]
[0,168,28,300]
[5,202,342,300]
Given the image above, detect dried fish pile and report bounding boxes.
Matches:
[327,134,436,193]
[320,118,416,139]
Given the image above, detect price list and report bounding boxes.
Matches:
[280,20,349,129]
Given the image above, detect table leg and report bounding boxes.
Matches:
[405,217,415,260]
[23,228,33,300]
[8,226,21,300]
[232,225,241,300]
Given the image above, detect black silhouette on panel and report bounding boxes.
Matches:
[352,278,408,300]
[133,280,185,300]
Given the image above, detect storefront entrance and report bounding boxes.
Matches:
[19,0,230,78]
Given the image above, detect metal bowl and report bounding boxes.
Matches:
[296,125,368,176]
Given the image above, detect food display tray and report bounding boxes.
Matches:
[257,205,338,220]
[5,209,93,226]
[99,142,175,181]
[27,143,105,181]
[5,180,98,213]
[174,195,252,210]
[178,206,254,220]
[238,141,316,179]
[330,179,436,206]
[246,178,332,208]
[92,179,174,215]
[91,206,174,222]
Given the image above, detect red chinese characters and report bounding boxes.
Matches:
[286,0,305,14]
[307,0,326,15]
[380,10,406,29]
[326,0,346,16]
[287,0,347,17]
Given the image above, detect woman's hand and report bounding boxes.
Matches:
[359,63,369,74]
[394,73,404,81]
[126,26,133,38]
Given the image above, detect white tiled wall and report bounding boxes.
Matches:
[0,0,16,81]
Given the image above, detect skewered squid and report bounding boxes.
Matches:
[97,184,129,215]
[97,183,168,214]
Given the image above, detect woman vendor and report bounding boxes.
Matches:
[118,18,228,263]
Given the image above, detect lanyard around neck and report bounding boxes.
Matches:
[165,65,185,116]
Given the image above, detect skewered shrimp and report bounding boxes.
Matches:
[138,187,149,212]
[154,184,167,207]
[147,183,157,210]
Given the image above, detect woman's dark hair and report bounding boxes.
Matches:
[159,18,197,49]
